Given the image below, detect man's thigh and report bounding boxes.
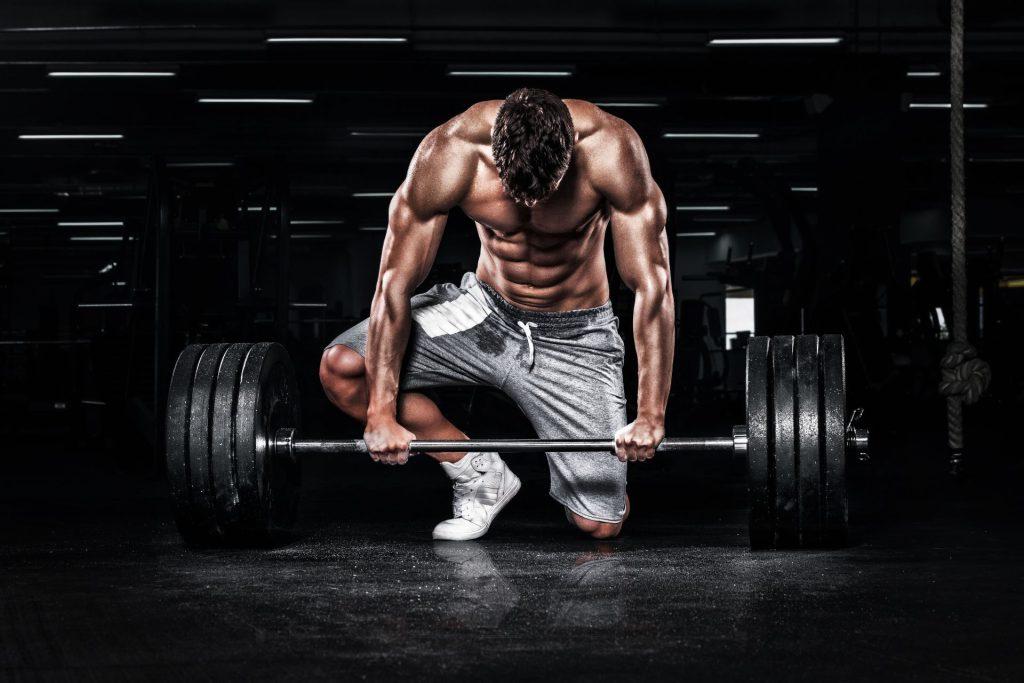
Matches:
[506,326,629,523]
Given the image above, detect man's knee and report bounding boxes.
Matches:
[567,509,623,540]
[319,345,366,415]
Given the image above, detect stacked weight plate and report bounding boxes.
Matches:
[165,342,301,546]
[746,335,849,549]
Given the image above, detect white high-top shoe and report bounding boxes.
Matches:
[432,452,521,541]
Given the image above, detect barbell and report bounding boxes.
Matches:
[165,334,868,549]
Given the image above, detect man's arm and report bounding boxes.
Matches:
[363,125,474,463]
[591,117,673,462]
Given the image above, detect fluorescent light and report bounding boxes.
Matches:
[290,220,344,225]
[245,206,278,212]
[198,98,313,104]
[291,233,332,240]
[70,236,133,242]
[359,226,387,232]
[350,130,424,138]
[19,134,123,140]
[909,102,988,109]
[77,302,133,308]
[594,102,661,108]
[290,303,329,308]
[267,37,407,44]
[167,161,234,168]
[709,37,842,46]
[676,205,730,211]
[59,221,124,227]
[969,157,1024,163]
[790,186,818,192]
[113,281,127,286]
[448,70,573,77]
[664,132,760,139]
[99,261,117,274]
[49,71,176,77]
[0,208,59,214]
[352,192,394,198]
[81,399,107,406]
[675,232,717,237]
[907,71,941,78]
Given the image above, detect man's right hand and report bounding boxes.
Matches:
[364,417,417,465]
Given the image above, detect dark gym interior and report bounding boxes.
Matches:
[2,2,1023,680]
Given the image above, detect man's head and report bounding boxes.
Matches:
[491,88,575,207]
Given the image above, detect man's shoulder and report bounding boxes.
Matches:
[570,103,644,180]
[568,101,637,149]
[438,101,501,146]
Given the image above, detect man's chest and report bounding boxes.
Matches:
[459,169,606,237]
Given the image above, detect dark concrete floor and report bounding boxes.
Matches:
[3,432,1023,681]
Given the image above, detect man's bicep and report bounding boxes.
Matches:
[610,199,670,291]
[379,193,448,292]
[376,126,471,291]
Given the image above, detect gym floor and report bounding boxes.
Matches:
[4,429,1022,681]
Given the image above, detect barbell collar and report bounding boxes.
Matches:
[846,427,870,462]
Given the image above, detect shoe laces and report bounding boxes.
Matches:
[453,481,475,519]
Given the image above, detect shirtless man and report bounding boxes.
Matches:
[319,88,673,541]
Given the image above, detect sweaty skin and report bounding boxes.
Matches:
[362,99,673,466]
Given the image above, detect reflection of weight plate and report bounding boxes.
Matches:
[166,335,855,549]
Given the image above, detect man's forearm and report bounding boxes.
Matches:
[364,287,413,421]
[632,281,674,422]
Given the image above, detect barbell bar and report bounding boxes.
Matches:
[275,432,742,457]
[165,335,868,550]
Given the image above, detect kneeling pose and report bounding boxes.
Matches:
[320,88,673,541]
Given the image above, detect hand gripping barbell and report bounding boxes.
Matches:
[165,335,868,549]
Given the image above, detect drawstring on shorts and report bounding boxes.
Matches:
[517,320,538,369]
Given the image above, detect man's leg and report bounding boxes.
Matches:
[565,496,630,540]
[319,344,468,463]
[503,319,630,541]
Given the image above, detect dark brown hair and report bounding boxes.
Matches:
[491,88,575,206]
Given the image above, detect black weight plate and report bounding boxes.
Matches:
[185,343,231,541]
[771,336,799,548]
[795,335,822,547]
[209,343,253,532]
[746,336,774,549]
[165,344,206,541]
[821,335,849,545]
[235,342,301,539]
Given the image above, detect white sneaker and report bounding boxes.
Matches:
[432,452,521,541]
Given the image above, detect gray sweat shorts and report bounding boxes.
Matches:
[327,272,628,523]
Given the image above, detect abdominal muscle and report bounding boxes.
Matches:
[473,219,611,312]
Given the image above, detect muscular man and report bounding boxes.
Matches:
[320,88,673,541]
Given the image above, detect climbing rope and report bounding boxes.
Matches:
[944,0,990,470]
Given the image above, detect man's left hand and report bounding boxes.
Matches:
[613,417,665,463]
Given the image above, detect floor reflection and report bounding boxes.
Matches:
[552,543,626,629]
[432,541,521,628]
[431,541,626,630]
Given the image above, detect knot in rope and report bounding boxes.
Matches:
[939,341,991,405]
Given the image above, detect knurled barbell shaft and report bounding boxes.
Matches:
[280,434,739,456]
